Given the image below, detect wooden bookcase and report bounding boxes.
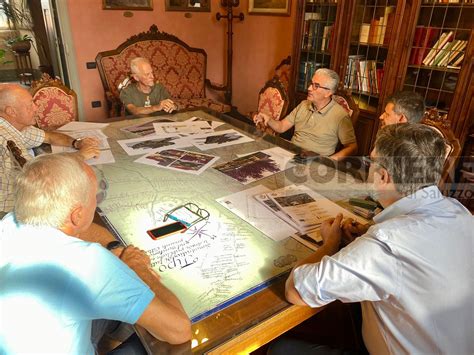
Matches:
[289,0,473,155]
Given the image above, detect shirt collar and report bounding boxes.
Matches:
[307,98,335,115]
[373,185,444,224]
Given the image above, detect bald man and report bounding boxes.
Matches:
[120,57,176,115]
[0,83,99,215]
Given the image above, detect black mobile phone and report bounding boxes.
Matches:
[147,222,187,240]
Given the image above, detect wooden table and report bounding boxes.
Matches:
[98,109,365,355]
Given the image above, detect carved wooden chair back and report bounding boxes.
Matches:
[31,73,78,131]
[254,77,289,135]
[274,56,291,92]
[421,108,461,185]
[332,86,359,127]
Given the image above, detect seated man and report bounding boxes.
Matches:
[254,68,357,160]
[0,83,100,216]
[120,57,176,115]
[0,153,192,353]
[278,123,473,354]
[379,90,425,127]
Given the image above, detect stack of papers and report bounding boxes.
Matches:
[255,184,366,236]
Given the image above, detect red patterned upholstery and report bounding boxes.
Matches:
[31,74,77,131]
[96,25,229,117]
[333,95,354,117]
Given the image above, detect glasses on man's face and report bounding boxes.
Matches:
[7,140,27,168]
[362,156,384,170]
[309,82,331,91]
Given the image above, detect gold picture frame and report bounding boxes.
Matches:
[165,0,211,12]
[102,0,153,10]
[248,0,291,16]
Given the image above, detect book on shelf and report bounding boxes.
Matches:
[321,25,333,52]
[382,7,395,46]
[345,56,382,95]
[359,23,370,43]
[422,31,453,66]
[414,27,440,65]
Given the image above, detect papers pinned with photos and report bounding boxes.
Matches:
[120,118,174,136]
[254,184,366,248]
[153,121,214,135]
[117,134,191,156]
[135,148,219,175]
[190,129,254,151]
[213,147,295,184]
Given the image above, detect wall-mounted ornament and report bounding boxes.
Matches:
[248,0,291,16]
[165,0,211,12]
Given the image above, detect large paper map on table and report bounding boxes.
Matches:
[95,112,312,322]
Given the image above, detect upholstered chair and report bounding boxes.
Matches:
[332,86,359,127]
[31,74,78,131]
[274,56,291,92]
[251,77,289,135]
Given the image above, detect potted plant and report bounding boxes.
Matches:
[6,34,32,53]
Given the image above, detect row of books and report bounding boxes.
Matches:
[409,28,467,68]
[358,6,395,46]
[302,17,333,52]
[344,55,384,95]
[298,60,324,90]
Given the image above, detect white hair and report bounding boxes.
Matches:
[130,57,151,74]
[15,153,92,228]
[315,68,339,93]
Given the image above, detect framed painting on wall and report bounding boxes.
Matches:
[165,0,211,12]
[248,0,291,16]
[103,0,153,10]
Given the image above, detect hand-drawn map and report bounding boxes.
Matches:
[95,113,312,322]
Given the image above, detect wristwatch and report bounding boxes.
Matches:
[71,138,82,149]
[106,240,122,251]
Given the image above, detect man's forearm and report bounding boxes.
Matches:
[330,142,358,160]
[76,222,116,247]
[267,118,288,133]
[127,105,160,115]
[44,131,74,147]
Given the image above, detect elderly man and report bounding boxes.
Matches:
[379,90,425,127]
[120,57,176,115]
[0,153,191,353]
[0,83,100,216]
[254,68,357,160]
[273,123,473,354]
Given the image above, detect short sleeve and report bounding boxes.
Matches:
[22,126,45,149]
[293,235,398,308]
[285,101,306,125]
[337,116,356,145]
[119,86,133,106]
[67,245,155,324]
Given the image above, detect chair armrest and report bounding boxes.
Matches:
[105,90,124,118]
[205,79,226,92]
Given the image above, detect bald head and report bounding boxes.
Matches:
[0,83,37,131]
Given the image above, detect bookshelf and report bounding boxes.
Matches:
[289,0,473,155]
[291,0,342,104]
[402,1,473,144]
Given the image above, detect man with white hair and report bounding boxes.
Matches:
[254,68,357,160]
[0,153,191,353]
[120,57,176,115]
[0,83,100,216]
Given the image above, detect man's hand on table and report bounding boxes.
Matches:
[156,99,177,113]
[341,218,369,246]
[76,137,100,160]
[320,213,344,254]
[119,245,151,270]
[253,112,271,131]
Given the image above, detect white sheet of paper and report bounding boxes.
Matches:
[184,116,225,130]
[117,134,192,156]
[86,150,115,165]
[217,185,297,241]
[57,121,109,131]
[57,129,110,149]
[190,129,254,151]
[134,148,219,175]
[153,121,213,135]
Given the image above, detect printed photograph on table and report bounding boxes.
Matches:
[249,0,291,16]
[121,118,174,136]
[117,134,190,156]
[190,129,254,151]
[135,149,219,175]
[213,147,294,184]
[102,0,153,10]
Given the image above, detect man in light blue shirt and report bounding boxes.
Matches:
[281,124,473,354]
[0,153,191,354]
